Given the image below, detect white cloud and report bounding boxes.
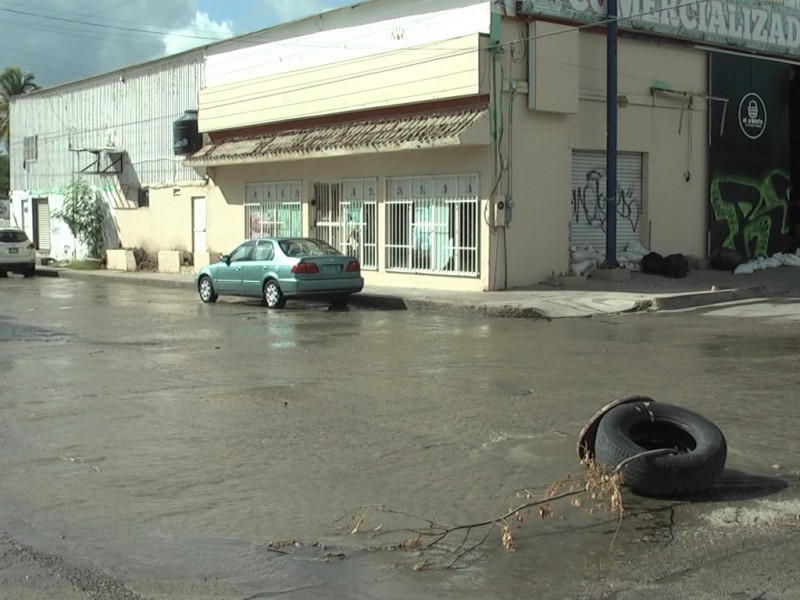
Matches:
[1,0,199,87]
[164,12,234,55]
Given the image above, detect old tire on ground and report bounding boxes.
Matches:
[263,279,286,309]
[198,275,218,303]
[594,401,726,497]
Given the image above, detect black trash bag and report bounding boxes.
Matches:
[709,247,746,271]
[641,252,666,275]
[663,253,688,278]
[642,252,666,275]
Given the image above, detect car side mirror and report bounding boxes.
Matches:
[220,254,230,265]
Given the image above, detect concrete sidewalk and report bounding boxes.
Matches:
[36,264,800,319]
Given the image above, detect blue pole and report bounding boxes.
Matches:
[605,0,618,267]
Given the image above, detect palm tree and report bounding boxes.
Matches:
[0,67,41,149]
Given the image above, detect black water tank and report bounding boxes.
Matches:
[173,110,201,156]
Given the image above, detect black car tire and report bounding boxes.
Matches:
[263,279,286,309]
[24,265,35,277]
[594,401,726,497]
[198,275,218,303]
[0,270,7,278]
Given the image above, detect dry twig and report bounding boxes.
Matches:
[329,460,625,570]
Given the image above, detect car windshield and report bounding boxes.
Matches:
[0,230,29,243]
[279,239,341,257]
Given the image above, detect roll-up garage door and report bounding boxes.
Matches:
[35,198,51,252]
[570,151,644,256]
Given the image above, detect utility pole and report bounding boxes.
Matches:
[605,0,619,267]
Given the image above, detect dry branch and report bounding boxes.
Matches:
[330,459,625,570]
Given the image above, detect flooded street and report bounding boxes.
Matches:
[1,276,799,599]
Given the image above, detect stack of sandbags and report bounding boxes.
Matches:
[733,249,800,275]
[569,242,651,276]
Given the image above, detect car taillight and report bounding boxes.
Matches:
[346,260,360,272]
[27,243,35,250]
[292,261,319,274]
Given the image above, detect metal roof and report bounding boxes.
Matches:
[184,106,489,167]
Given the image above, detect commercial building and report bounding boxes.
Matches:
[8,0,799,289]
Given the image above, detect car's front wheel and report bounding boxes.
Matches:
[198,275,218,303]
[263,279,286,309]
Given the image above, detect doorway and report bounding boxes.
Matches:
[789,66,800,248]
[192,196,207,254]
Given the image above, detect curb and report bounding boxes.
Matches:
[34,267,776,319]
[651,285,770,310]
[39,268,194,290]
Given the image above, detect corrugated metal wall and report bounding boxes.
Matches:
[9,53,206,195]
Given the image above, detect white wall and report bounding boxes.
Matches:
[206,2,490,87]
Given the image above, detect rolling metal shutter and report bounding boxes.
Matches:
[570,151,644,256]
[35,198,51,252]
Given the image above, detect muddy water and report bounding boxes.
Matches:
[1,277,798,598]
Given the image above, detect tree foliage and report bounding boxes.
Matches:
[0,67,41,148]
[52,179,106,259]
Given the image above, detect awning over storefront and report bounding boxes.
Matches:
[184,106,489,167]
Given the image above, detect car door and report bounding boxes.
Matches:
[214,241,254,294]
[241,240,275,297]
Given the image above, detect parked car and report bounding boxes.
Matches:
[196,237,364,308]
[0,228,36,277]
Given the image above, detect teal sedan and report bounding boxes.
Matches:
[196,237,364,308]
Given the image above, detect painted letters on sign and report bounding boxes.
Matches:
[520,0,800,57]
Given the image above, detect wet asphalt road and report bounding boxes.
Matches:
[1,275,799,599]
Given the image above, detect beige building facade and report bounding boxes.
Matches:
[183,1,712,290]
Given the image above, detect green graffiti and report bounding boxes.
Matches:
[709,169,789,258]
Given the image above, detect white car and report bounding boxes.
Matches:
[0,228,36,277]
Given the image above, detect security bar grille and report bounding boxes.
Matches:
[385,174,479,276]
[244,181,302,239]
[313,179,378,270]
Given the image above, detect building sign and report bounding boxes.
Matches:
[739,93,768,140]
[519,0,800,57]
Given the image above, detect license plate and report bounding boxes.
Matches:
[9,248,18,254]
[323,265,341,275]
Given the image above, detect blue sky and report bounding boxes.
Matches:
[0,0,366,88]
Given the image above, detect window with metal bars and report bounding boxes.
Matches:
[385,174,479,276]
[23,135,38,162]
[244,181,302,239]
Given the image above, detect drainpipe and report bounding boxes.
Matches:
[605,0,619,267]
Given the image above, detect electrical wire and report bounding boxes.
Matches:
[6,0,718,145]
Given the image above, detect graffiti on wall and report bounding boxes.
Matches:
[709,53,792,259]
[571,168,642,233]
[710,169,790,258]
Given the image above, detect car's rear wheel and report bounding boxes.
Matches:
[263,279,286,309]
[23,265,35,277]
[198,275,218,303]
[0,270,7,278]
